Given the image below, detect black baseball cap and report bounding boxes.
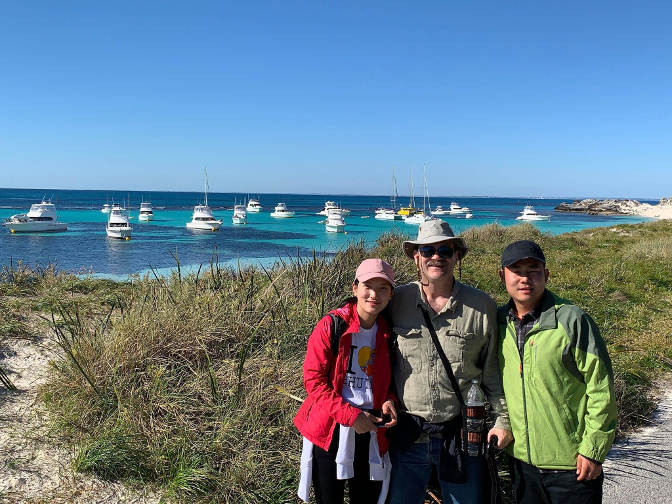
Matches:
[501,240,546,268]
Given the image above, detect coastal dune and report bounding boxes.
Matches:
[555,196,672,219]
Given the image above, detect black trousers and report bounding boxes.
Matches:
[312,428,383,504]
[510,457,604,504]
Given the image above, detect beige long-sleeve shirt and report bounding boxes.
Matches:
[389,280,510,430]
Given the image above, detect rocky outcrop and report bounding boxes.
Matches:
[660,197,672,207]
[554,198,649,215]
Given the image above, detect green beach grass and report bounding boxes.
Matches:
[2,221,672,502]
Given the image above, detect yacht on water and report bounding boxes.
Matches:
[101,203,112,214]
[325,208,346,233]
[375,166,403,220]
[270,202,295,218]
[516,205,551,221]
[106,203,132,239]
[318,201,350,216]
[3,201,68,233]
[449,202,472,215]
[247,197,263,213]
[138,201,154,221]
[405,166,435,225]
[430,205,451,216]
[187,169,223,230]
[232,204,247,225]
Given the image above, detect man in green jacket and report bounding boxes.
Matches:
[497,240,617,504]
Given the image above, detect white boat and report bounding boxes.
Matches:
[325,208,346,233]
[101,203,111,214]
[247,197,263,213]
[430,205,451,216]
[318,201,350,216]
[138,201,154,221]
[465,213,473,219]
[405,166,436,226]
[232,204,247,225]
[375,166,403,220]
[270,202,295,218]
[106,203,132,239]
[516,205,551,221]
[187,169,223,230]
[449,202,472,215]
[3,201,68,233]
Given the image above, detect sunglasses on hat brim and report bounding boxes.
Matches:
[417,245,455,259]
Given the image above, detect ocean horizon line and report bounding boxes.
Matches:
[0,186,662,202]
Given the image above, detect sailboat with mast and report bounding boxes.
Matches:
[405,165,435,225]
[186,168,223,230]
[375,166,403,220]
[397,167,417,217]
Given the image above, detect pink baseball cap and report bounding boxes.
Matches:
[354,259,395,287]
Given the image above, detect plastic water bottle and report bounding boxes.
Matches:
[465,378,486,456]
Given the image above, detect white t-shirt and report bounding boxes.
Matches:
[341,322,377,410]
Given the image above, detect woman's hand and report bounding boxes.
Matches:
[382,400,397,428]
[353,411,378,433]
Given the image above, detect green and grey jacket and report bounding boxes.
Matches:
[498,290,617,469]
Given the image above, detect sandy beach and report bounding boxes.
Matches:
[634,203,672,220]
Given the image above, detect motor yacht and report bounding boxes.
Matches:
[375,208,402,220]
[404,212,435,225]
[318,201,350,216]
[232,204,247,225]
[101,203,112,214]
[247,198,263,213]
[325,208,346,233]
[430,205,451,216]
[139,201,154,221]
[449,202,472,215]
[516,205,551,221]
[270,202,295,218]
[106,203,132,239]
[187,169,223,230]
[3,201,68,233]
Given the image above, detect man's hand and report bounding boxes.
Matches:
[382,399,398,428]
[353,411,378,434]
[576,455,602,481]
[487,428,513,449]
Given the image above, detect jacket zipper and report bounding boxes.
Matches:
[508,323,532,465]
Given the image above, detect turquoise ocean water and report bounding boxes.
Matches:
[0,188,654,279]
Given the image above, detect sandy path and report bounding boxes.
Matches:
[603,388,672,503]
[0,336,159,504]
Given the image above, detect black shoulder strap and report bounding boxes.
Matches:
[328,313,348,357]
[420,306,465,408]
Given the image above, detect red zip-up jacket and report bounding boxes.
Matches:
[294,300,397,454]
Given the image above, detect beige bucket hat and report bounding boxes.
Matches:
[402,220,469,259]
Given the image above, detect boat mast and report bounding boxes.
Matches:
[423,165,430,215]
[204,167,209,207]
[392,165,397,211]
[409,166,415,209]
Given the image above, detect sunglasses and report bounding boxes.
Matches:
[418,245,455,259]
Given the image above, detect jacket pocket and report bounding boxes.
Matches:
[393,327,423,373]
[561,404,580,443]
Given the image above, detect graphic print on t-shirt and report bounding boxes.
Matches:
[341,324,377,409]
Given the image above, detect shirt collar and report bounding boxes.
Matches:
[415,278,462,315]
[507,290,547,322]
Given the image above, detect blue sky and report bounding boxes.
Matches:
[1,1,670,198]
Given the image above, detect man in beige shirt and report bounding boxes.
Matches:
[387,220,512,504]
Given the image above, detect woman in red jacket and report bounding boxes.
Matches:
[295,259,398,504]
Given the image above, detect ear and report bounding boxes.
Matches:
[352,283,358,296]
[498,268,505,283]
[544,269,550,282]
